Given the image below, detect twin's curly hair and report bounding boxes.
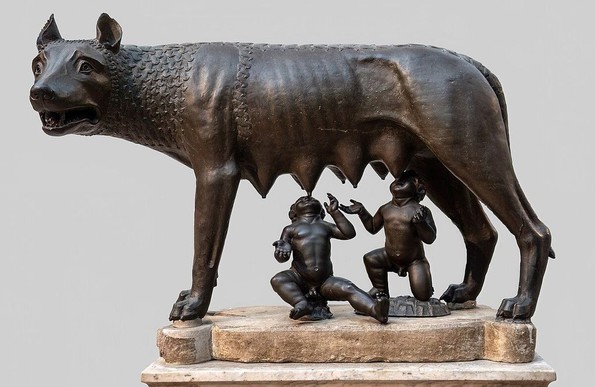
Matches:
[391,170,426,202]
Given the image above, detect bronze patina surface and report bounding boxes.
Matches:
[30,14,553,322]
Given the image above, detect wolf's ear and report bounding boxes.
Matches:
[37,14,62,50]
[96,13,122,53]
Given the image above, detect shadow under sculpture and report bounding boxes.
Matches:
[271,194,389,323]
[30,13,554,323]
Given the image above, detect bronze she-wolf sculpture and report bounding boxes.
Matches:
[29,14,554,321]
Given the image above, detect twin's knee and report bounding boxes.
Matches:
[270,274,287,290]
[321,279,356,296]
[413,287,433,302]
[340,281,356,293]
[363,253,382,267]
[410,272,433,301]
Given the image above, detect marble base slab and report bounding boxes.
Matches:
[141,355,556,386]
[157,304,536,364]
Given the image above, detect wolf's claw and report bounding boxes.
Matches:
[497,296,534,321]
[440,283,474,303]
[169,290,204,321]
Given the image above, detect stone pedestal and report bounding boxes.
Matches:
[142,355,556,386]
[143,304,556,386]
[156,304,536,364]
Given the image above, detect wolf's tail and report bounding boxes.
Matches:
[454,53,510,148]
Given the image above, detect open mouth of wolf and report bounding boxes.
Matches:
[40,107,100,134]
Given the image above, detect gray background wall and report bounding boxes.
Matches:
[1,0,591,385]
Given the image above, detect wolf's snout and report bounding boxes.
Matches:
[30,85,55,102]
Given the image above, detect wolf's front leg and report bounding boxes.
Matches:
[169,161,240,321]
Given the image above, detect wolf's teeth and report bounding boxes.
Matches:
[40,108,98,129]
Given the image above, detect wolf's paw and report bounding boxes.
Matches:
[169,290,205,321]
[440,283,474,303]
[497,296,534,321]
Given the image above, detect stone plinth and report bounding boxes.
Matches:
[141,355,556,386]
[157,321,211,364]
[156,304,536,364]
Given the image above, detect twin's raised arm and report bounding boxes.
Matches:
[339,199,384,234]
[325,193,356,240]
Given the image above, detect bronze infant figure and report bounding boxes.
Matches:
[341,171,436,302]
[30,13,553,322]
[271,194,389,323]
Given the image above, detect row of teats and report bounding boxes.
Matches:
[241,130,418,197]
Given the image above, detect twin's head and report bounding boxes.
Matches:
[389,170,426,202]
[288,195,326,221]
[287,170,425,220]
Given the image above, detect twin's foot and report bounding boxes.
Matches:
[289,301,313,320]
[370,293,390,324]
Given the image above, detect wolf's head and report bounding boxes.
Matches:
[30,14,121,136]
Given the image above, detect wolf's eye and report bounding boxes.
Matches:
[78,61,94,74]
[33,62,43,76]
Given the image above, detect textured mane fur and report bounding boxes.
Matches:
[98,42,200,151]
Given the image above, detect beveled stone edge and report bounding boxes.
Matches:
[482,320,536,363]
[156,305,537,365]
[141,355,556,384]
[157,322,213,364]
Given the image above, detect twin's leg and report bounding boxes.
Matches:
[364,247,433,301]
[270,270,312,319]
[408,259,433,301]
[363,248,391,296]
[320,276,388,323]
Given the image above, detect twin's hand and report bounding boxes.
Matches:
[339,199,363,215]
[324,193,339,213]
[326,193,364,215]
[273,240,291,261]
[412,205,428,223]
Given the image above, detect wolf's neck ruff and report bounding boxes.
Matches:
[99,42,199,152]
[101,42,256,151]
